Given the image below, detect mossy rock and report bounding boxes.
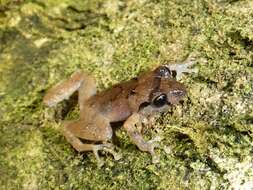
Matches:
[0,0,252,189]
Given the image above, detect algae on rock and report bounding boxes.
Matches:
[0,0,252,189]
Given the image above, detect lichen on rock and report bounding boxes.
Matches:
[0,0,252,189]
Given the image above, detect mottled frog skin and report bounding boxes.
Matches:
[43,58,194,165]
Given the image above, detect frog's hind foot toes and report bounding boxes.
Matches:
[103,146,122,161]
[92,143,122,167]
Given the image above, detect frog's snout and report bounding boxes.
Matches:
[171,89,186,98]
[167,81,186,104]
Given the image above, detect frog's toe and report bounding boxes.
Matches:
[114,153,122,161]
[147,136,162,149]
[146,137,162,163]
[147,144,160,164]
[148,136,162,144]
[92,143,121,166]
[102,144,122,161]
[151,153,160,164]
[97,160,105,167]
[106,149,122,161]
[92,145,104,167]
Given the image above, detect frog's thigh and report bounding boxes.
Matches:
[43,71,96,107]
[77,73,96,111]
[63,118,112,150]
[62,122,95,152]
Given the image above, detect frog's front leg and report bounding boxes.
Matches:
[167,56,197,80]
[123,113,160,163]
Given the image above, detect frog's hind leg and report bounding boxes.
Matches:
[62,119,121,166]
[43,71,96,107]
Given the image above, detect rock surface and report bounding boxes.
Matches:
[0,0,252,189]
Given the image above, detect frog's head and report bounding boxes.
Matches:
[129,66,187,114]
[149,66,186,108]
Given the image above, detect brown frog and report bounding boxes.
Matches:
[43,58,195,165]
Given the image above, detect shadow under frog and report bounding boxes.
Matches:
[43,58,195,166]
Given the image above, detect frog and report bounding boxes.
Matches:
[43,57,195,165]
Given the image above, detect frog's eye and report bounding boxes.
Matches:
[153,94,168,107]
[156,66,171,78]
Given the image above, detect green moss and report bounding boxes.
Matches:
[0,0,252,189]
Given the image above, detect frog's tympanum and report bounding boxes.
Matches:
[44,59,194,165]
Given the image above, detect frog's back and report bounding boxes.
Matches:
[83,69,159,122]
[84,79,138,122]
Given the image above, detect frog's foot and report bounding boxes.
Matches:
[103,146,122,161]
[92,143,122,167]
[146,136,162,163]
[124,113,162,164]
[167,56,197,80]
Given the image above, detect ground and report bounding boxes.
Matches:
[0,0,252,189]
